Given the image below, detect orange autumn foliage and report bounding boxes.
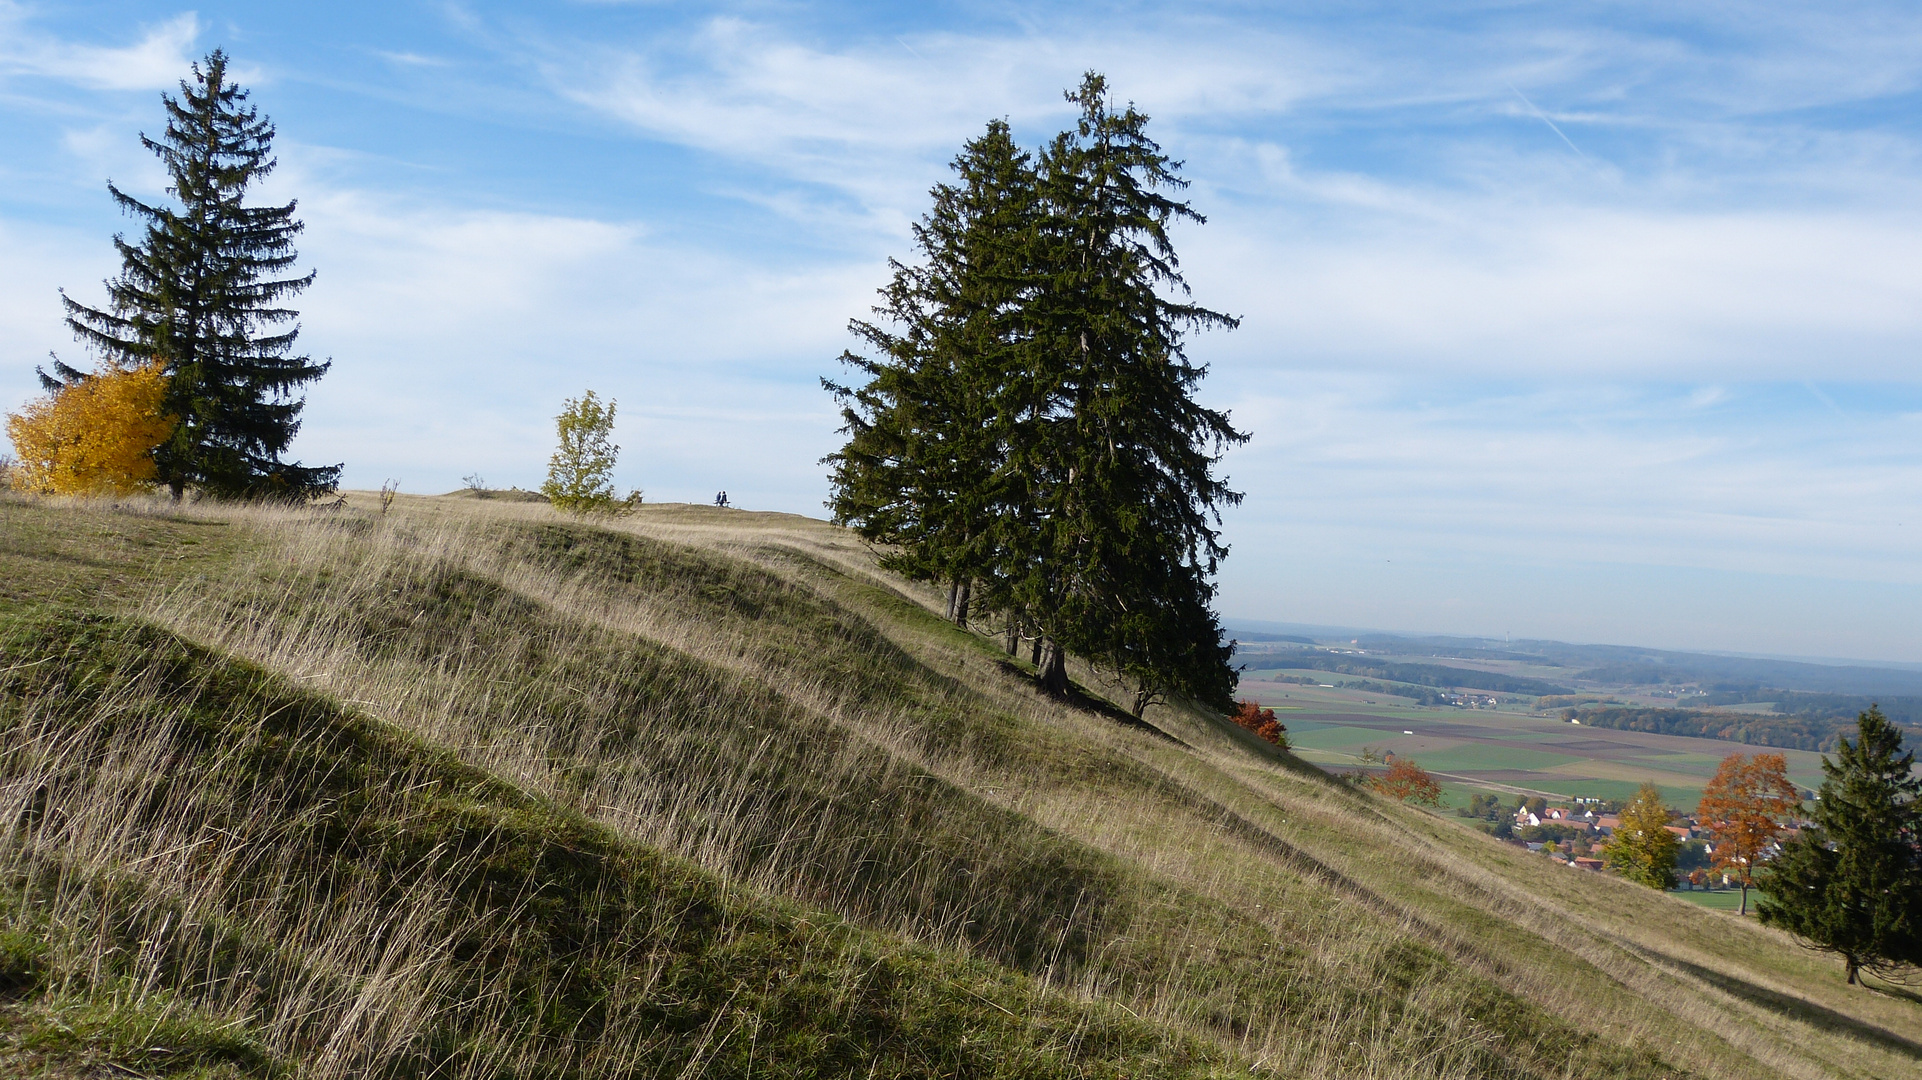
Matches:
[6,361,174,496]
[1696,751,1799,913]
[1231,700,1288,747]
[1372,758,1443,806]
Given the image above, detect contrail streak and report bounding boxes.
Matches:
[1508,84,1589,162]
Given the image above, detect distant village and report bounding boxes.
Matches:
[1459,794,1807,888]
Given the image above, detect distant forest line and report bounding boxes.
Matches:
[1681,690,1922,729]
[1558,704,1921,754]
[1249,650,1575,696]
[1340,634,1922,698]
[1241,648,1921,753]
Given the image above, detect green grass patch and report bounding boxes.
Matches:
[1410,745,1583,773]
[1283,725,1393,750]
[0,609,1221,1080]
[1667,889,1752,912]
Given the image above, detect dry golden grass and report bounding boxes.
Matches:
[0,489,1914,1079]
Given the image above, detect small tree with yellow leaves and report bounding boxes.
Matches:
[1605,783,1682,889]
[6,361,174,496]
[541,390,640,515]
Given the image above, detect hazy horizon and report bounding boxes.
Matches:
[5,2,1920,661]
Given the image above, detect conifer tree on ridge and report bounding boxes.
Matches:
[1758,706,1922,985]
[1014,72,1246,708]
[60,49,339,500]
[828,75,1245,716]
[826,120,1040,626]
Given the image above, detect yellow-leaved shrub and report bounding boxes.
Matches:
[5,361,174,496]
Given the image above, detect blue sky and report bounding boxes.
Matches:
[4,1,1922,661]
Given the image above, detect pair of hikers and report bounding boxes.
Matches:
[713,491,729,508]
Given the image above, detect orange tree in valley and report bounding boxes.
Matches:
[1697,752,1800,915]
[6,361,173,495]
[1373,758,1442,806]
[1231,701,1287,746]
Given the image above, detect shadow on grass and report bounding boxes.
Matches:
[988,657,1191,747]
[1661,954,1922,1061]
[1865,978,1922,1008]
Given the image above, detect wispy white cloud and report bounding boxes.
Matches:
[9,0,1922,657]
[374,50,451,69]
[540,15,1350,226]
[0,6,201,91]
[1186,200,1922,380]
[1214,373,1922,656]
[1226,375,1922,574]
[502,6,1922,384]
[249,169,866,498]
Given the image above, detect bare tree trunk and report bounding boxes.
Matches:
[1030,634,1043,667]
[1738,883,1748,916]
[953,581,971,628]
[1846,955,1859,985]
[1004,619,1019,656]
[945,581,959,622]
[1037,639,1069,697]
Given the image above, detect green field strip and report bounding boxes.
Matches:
[1451,729,1576,744]
[1528,772,1704,806]
[1546,758,1719,785]
[1286,725,1401,749]
[1408,744,1582,773]
[1667,890,1752,912]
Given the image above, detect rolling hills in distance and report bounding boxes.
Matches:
[0,491,1916,1079]
[1227,623,1922,810]
[1230,620,1922,700]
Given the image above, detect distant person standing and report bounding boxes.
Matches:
[715,491,729,508]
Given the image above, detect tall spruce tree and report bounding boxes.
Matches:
[1757,707,1922,985]
[825,120,1039,624]
[827,76,1244,715]
[59,49,338,500]
[1012,72,1245,707]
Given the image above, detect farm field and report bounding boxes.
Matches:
[1237,675,1831,807]
[1668,889,1751,912]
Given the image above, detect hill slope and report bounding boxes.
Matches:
[0,492,1914,1079]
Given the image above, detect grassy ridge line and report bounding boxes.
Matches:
[691,516,1922,1080]
[143,510,1691,1080]
[583,522,1731,1080]
[150,517,1142,973]
[608,503,1922,1079]
[0,609,1220,1079]
[13,496,1917,1079]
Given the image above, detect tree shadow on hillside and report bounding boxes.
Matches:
[1865,979,1922,1007]
[989,657,1190,746]
[1660,954,1922,1060]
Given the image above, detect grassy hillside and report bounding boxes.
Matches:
[0,492,1915,1079]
